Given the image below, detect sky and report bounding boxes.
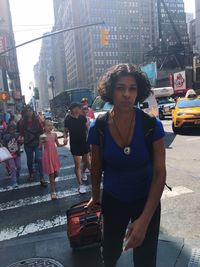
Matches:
[9,0,195,103]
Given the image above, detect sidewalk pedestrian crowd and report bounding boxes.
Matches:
[0,64,168,267]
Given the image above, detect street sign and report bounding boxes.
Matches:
[0,92,9,101]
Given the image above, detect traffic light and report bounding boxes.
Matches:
[100,28,109,46]
[0,92,10,101]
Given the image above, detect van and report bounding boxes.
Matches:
[139,92,159,117]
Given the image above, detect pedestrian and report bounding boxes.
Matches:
[82,105,91,130]
[14,110,22,123]
[87,63,166,267]
[64,102,91,194]
[3,124,22,188]
[18,105,47,187]
[0,118,7,141]
[40,120,66,200]
[81,97,95,120]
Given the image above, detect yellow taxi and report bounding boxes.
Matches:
[172,96,200,134]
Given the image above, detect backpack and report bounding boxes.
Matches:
[95,110,172,191]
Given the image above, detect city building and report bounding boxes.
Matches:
[0,0,22,112]
[53,0,158,92]
[158,0,189,49]
[186,13,194,35]
[196,0,200,54]
[34,33,53,110]
[189,19,196,52]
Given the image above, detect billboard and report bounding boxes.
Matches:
[173,71,186,93]
[0,69,4,92]
[141,62,157,86]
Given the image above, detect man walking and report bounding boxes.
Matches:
[64,102,90,194]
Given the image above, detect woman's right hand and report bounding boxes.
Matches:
[85,197,100,211]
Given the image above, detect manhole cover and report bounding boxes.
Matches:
[7,258,64,267]
[188,248,200,267]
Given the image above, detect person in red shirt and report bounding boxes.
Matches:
[18,105,47,187]
[81,98,95,120]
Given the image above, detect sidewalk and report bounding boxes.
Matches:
[0,231,199,267]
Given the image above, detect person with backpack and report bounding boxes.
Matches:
[18,105,47,187]
[87,64,166,267]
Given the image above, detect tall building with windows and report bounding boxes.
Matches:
[53,0,158,91]
[158,0,189,48]
[53,0,190,92]
[196,0,200,53]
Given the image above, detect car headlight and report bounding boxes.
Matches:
[176,112,186,116]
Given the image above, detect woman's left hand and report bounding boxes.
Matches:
[123,217,148,251]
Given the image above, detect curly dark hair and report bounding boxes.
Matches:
[97,63,152,104]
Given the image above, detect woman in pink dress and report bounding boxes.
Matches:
[40,120,66,200]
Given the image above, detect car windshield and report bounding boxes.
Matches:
[157,97,175,105]
[103,102,113,111]
[177,98,200,108]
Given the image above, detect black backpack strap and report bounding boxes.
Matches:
[141,111,172,191]
[95,112,109,149]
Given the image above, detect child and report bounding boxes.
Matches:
[3,124,22,188]
[40,120,66,200]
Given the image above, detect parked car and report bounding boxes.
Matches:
[91,96,113,118]
[157,97,176,120]
[172,96,200,134]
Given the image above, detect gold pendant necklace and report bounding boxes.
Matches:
[112,112,134,156]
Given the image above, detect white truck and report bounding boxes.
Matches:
[152,87,175,119]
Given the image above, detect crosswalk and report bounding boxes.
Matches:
[0,160,194,243]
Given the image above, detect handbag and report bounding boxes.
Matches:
[0,147,13,162]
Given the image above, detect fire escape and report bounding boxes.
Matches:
[146,0,191,70]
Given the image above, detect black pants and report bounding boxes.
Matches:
[101,191,161,267]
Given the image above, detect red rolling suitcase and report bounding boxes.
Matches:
[66,200,102,248]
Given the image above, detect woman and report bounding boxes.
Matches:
[18,105,47,187]
[87,64,166,267]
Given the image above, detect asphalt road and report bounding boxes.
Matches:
[0,121,199,244]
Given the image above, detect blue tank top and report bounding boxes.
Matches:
[87,108,165,202]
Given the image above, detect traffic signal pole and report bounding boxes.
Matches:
[0,22,105,56]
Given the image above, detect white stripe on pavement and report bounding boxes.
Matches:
[0,185,92,211]
[0,186,194,242]
[162,186,193,200]
[0,174,77,193]
[185,137,200,142]
[19,164,75,177]
[0,185,193,212]
[0,214,66,242]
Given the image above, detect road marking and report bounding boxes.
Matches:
[0,185,91,211]
[185,137,200,142]
[162,186,193,200]
[0,185,194,242]
[0,173,77,193]
[0,214,66,242]
[19,164,75,176]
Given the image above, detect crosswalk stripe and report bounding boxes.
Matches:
[0,185,193,212]
[0,174,77,193]
[0,185,194,242]
[17,164,75,177]
[0,185,91,211]
[0,214,66,242]
[161,186,193,199]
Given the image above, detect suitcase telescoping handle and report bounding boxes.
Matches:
[67,202,101,217]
